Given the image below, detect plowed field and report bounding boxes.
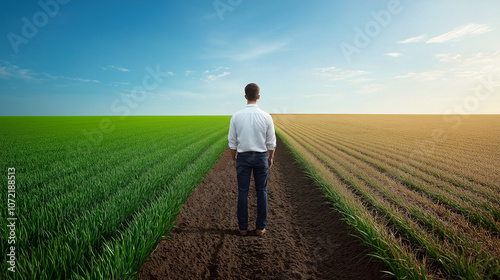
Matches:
[273,114,500,279]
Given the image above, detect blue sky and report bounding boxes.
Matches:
[1,0,499,116]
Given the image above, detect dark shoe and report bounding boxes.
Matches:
[256,229,266,236]
[239,229,248,236]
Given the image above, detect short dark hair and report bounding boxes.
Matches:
[245,83,260,101]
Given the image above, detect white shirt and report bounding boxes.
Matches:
[228,104,277,153]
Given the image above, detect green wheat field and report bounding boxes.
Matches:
[0,116,230,279]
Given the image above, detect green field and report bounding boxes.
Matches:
[0,116,230,279]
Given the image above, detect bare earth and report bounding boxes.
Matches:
[138,137,387,280]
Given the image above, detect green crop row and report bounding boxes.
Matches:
[0,116,230,279]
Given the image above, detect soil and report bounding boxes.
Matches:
[138,137,387,280]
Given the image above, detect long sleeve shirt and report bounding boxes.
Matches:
[228,104,277,153]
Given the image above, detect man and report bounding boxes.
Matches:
[228,83,277,237]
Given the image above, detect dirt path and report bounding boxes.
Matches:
[138,137,386,279]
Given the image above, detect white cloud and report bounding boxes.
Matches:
[397,51,500,82]
[384,53,401,57]
[0,62,33,80]
[0,67,13,79]
[42,72,59,79]
[102,65,130,72]
[315,67,370,81]
[204,67,227,74]
[426,23,494,43]
[202,67,230,82]
[397,34,427,44]
[396,71,446,81]
[442,51,500,79]
[0,61,102,84]
[205,71,230,82]
[435,53,462,62]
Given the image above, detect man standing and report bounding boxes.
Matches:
[228,83,277,237]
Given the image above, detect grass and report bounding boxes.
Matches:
[274,114,500,280]
[0,116,230,279]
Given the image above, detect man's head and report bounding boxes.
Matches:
[245,83,260,102]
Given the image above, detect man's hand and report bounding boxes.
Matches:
[230,149,237,168]
[267,149,275,169]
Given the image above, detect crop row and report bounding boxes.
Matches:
[0,116,231,279]
[274,114,500,279]
[279,115,498,188]
[284,120,500,227]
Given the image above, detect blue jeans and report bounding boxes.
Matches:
[236,152,269,231]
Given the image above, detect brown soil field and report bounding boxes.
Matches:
[271,114,500,279]
[138,137,387,280]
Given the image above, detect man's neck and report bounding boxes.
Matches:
[247,101,257,105]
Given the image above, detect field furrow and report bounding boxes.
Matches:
[280,115,498,188]
[80,136,229,279]
[291,118,498,190]
[276,127,428,279]
[286,121,500,226]
[285,118,500,208]
[285,121,498,245]
[274,114,500,279]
